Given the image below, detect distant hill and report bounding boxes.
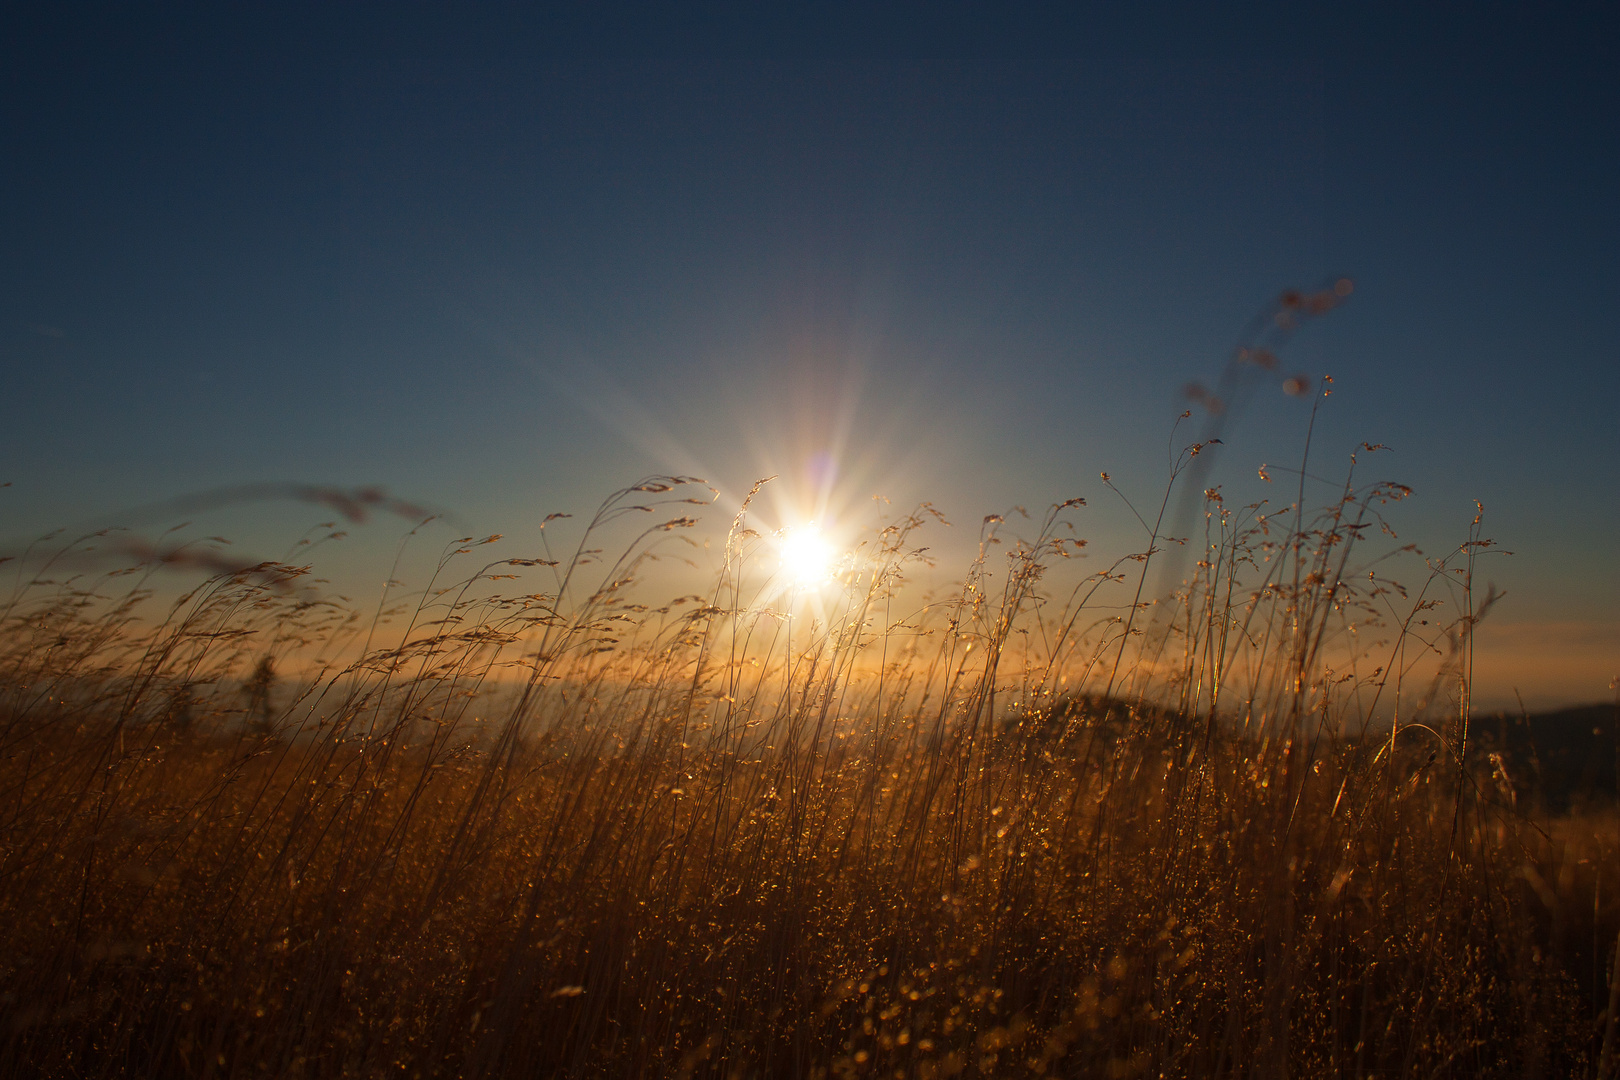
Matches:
[1470,702,1618,812]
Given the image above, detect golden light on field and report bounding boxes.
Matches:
[776,522,836,589]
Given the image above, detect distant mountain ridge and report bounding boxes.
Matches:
[1471,702,1619,811]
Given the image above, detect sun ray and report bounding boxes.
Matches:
[777,522,835,589]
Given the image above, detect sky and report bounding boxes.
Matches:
[2,4,1616,707]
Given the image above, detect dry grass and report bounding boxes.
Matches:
[0,426,1612,1077]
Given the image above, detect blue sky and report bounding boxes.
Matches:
[2,4,1615,705]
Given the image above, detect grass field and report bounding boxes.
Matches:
[2,440,1616,1078]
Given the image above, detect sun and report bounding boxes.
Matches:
[777,523,835,589]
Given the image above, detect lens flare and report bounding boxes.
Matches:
[778,523,835,588]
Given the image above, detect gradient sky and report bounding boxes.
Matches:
[3,5,1616,706]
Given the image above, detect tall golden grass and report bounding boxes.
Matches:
[1,398,1613,1078]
